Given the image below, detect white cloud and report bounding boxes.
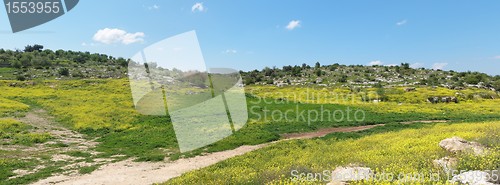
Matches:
[396,19,407,26]
[224,49,237,54]
[493,56,500,60]
[385,64,398,67]
[286,20,301,30]
[369,60,383,66]
[192,2,204,12]
[410,62,424,68]
[432,63,448,70]
[148,4,160,10]
[93,28,145,45]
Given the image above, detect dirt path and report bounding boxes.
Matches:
[281,124,385,140]
[281,120,448,139]
[18,109,98,151]
[1,110,106,180]
[31,120,446,185]
[32,144,267,185]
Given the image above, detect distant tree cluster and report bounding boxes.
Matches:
[0,44,130,70]
[0,44,134,81]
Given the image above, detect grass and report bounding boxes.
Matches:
[0,68,16,80]
[1,79,499,161]
[164,121,500,184]
[65,151,92,158]
[12,133,52,146]
[0,118,52,146]
[78,165,99,174]
[0,165,63,185]
[246,85,500,115]
[0,98,29,117]
[0,79,499,184]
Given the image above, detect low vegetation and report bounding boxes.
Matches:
[165,121,500,184]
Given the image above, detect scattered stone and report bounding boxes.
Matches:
[432,157,457,173]
[439,137,487,155]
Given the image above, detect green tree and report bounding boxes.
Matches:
[10,59,22,68]
[315,69,322,76]
[59,68,70,76]
[24,44,44,52]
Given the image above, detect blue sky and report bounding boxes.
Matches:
[1,0,499,75]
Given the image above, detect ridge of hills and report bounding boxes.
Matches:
[0,45,499,92]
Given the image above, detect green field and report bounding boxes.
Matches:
[165,121,500,184]
[0,79,499,184]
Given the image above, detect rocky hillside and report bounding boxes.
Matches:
[241,62,500,91]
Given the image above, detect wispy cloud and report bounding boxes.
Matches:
[369,60,383,66]
[224,49,237,54]
[432,63,448,70]
[192,2,205,12]
[396,19,407,26]
[493,56,500,60]
[93,28,145,45]
[286,20,301,30]
[148,4,160,10]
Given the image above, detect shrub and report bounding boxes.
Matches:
[58,68,69,76]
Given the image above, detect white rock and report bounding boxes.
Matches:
[432,157,458,173]
[439,137,486,155]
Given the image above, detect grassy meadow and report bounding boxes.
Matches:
[0,79,499,184]
[165,121,500,184]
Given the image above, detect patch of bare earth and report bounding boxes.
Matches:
[1,109,110,180]
[281,124,386,140]
[18,109,99,151]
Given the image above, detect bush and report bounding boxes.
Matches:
[58,68,69,76]
[16,75,26,81]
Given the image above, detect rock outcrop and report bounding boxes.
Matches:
[439,137,487,155]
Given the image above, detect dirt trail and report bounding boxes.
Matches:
[32,120,447,185]
[1,110,105,180]
[18,109,98,151]
[32,144,267,185]
[281,124,385,140]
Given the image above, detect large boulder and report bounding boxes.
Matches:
[327,166,373,185]
[439,137,487,155]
